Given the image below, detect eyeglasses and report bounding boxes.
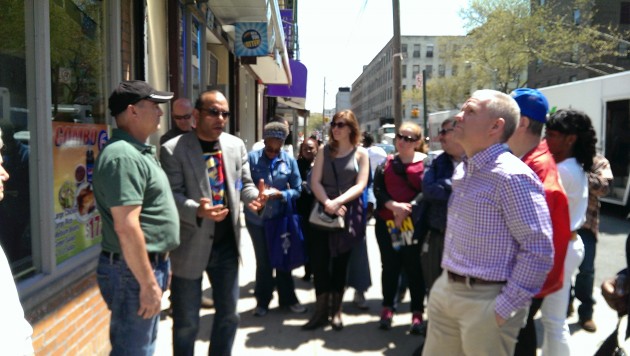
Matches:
[198,107,231,118]
[438,128,454,136]
[173,113,192,120]
[396,133,420,143]
[330,121,347,129]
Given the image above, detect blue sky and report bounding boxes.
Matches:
[298,0,469,112]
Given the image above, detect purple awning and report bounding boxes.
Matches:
[267,59,307,99]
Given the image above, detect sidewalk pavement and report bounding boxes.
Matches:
[155,218,621,356]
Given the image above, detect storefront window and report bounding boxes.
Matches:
[50,0,108,264]
[191,17,202,99]
[0,0,33,278]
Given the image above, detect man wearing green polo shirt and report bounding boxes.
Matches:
[93,80,180,356]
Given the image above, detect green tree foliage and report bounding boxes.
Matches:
[306,112,325,137]
[0,0,25,57]
[50,1,104,114]
[430,0,628,101]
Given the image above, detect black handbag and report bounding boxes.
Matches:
[594,317,627,356]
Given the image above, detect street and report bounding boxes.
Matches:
[154,205,630,355]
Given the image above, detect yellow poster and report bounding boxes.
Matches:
[52,122,109,264]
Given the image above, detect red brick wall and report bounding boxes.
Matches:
[29,274,110,355]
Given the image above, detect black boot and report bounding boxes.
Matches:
[302,293,330,330]
[330,291,344,331]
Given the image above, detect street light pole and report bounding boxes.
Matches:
[422,69,428,133]
[322,77,326,142]
[392,0,402,130]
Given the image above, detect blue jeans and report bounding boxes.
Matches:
[575,228,597,320]
[96,253,170,356]
[171,238,240,356]
[246,220,299,308]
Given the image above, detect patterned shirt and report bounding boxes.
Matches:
[200,140,226,207]
[580,154,613,237]
[442,143,553,319]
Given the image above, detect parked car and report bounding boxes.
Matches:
[375,143,395,155]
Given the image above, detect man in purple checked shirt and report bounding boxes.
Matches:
[423,90,554,356]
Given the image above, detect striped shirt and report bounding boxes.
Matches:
[442,143,554,319]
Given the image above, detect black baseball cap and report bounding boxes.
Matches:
[108,80,174,117]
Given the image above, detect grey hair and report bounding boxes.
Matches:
[474,89,520,142]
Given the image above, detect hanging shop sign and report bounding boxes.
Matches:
[234,22,268,57]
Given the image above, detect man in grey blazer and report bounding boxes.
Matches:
[160,90,265,356]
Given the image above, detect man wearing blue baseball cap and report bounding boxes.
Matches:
[508,88,572,356]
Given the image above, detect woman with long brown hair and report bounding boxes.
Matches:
[302,110,370,331]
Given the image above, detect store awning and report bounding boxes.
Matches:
[267,60,307,109]
[209,0,291,85]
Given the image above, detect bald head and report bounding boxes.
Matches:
[172,98,194,131]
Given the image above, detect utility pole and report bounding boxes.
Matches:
[392,0,402,130]
[322,77,326,142]
[422,69,428,133]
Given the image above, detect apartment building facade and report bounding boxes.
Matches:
[350,35,466,136]
[528,0,630,87]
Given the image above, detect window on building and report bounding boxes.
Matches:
[621,2,630,25]
[426,44,434,58]
[413,44,420,58]
[402,43,407,55]
[0,0,110,281]
[191,17,202,99]
[402,64,407,78]
[425,65,433,79]
[438,64,445,77]
[0,0,32,278]
[438,44,446,55]
[412,65,420,79]
[573,9,581,25]
[452,65,458,76]
[50,0,108,268]
[619,42,630,58]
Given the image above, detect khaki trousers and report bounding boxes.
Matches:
[423,271,528,356]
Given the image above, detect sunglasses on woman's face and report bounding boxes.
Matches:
[396,133,419,143]
[330,121,347,129]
